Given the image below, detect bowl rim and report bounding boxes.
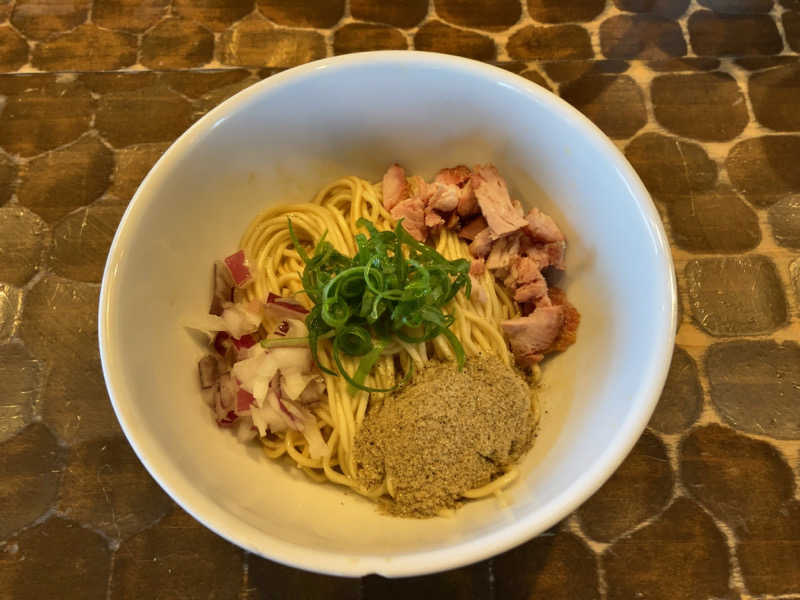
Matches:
[99,50,677,578]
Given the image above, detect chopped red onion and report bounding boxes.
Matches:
[236,388,255,414]
[224,250,253,288]
[231,333,257,350]
[210,261,234,316]
[216,410,237,427]
[197,355,218,389]
[264,293,309,321]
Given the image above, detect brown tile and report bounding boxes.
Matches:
[0,517,109,599]
[91,74,194,147]
[160,69,251,99]
[578,431,673,542]
[192,74,259,116]
[50,204,124,283]
[173,0,254,31]
[19,275,118,444]
[527,0,605,22]
[544,62,595,83]
[649,346,702,434]
[614,0,690,17]
[0,207,47,287]
[697,0,773,12]
[334,23,407,54]
[0,25,29,71]
[112,508,244,599]
[250,556,360,599]
[140,17,215,69]
[652,72,748,141]
[43,359,120,445]
[689,11,781,56]
[667,185,761,252]
[542,60,594,83]
[107,143,170,202]
[32,23,137,71]
[10,0,91,41]
[0,0,11,21]
[603,498,731,600]
[435,0,521,31]
[0,284,21,342]
[783,0,800,9]
[0,74,93,157]
[218,18,326,68]
[706,341,800,439]
[681,424,795,534]
[364,561,491,599]
[507,25,593,60]
[414,20,496,60]
[749,61,800,132]
[600,15,686,59]
[257,0,344,27]
[0,152,16,205]
[769,195,800,248]
[738,508,800,596]
[351,0,428,28]
[93,0,169,33]
[791,258,800,304]
[734,55,798,70]
[646,57,720,71]
[785,11,800,51]
[685,256,787,336]
[17,133,114,223]
[726,135,800,207]
[492,60,528,74]
[625,132,717,204]
[494,529,599,600]
[560,74,647,139]
[0,342,42,444]
[19,274,99,372]
[543,59,628,83]
[59,436,172,541]
[520,68,552,92]
[0,423,62,538]
[82,69,157,91]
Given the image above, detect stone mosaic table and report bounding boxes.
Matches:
[0,0,798,597]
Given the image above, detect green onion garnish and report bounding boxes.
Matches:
[288,217,471,392]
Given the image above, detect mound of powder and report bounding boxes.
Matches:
[354,354,535,518]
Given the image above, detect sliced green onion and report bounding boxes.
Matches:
[291,214,472,387]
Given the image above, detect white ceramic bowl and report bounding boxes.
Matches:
[99,51,676,577]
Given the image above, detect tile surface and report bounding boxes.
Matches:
[0,0,798,598]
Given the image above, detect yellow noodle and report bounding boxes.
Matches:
[242,175,531,504]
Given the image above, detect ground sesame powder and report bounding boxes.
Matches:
[354,354,536,518]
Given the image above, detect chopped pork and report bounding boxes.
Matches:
[434,165,471,187]
[434,165,478,217]
[459,216,488,241]
[428,182,460,213]
[469,227,493,258]
[471,165,528,239]
[390,197,428,242]
[525,207,564,243]
[425,211,445,228]
[486,233,521,273]
[378,162,578,368]
[382,163,409,211]
[469,258,486,277]
[505,256,548,304]
[501,306,565,366]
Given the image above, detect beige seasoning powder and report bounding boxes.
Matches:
[353,354,536,518]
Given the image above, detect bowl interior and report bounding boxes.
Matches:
[100,53,675,577]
